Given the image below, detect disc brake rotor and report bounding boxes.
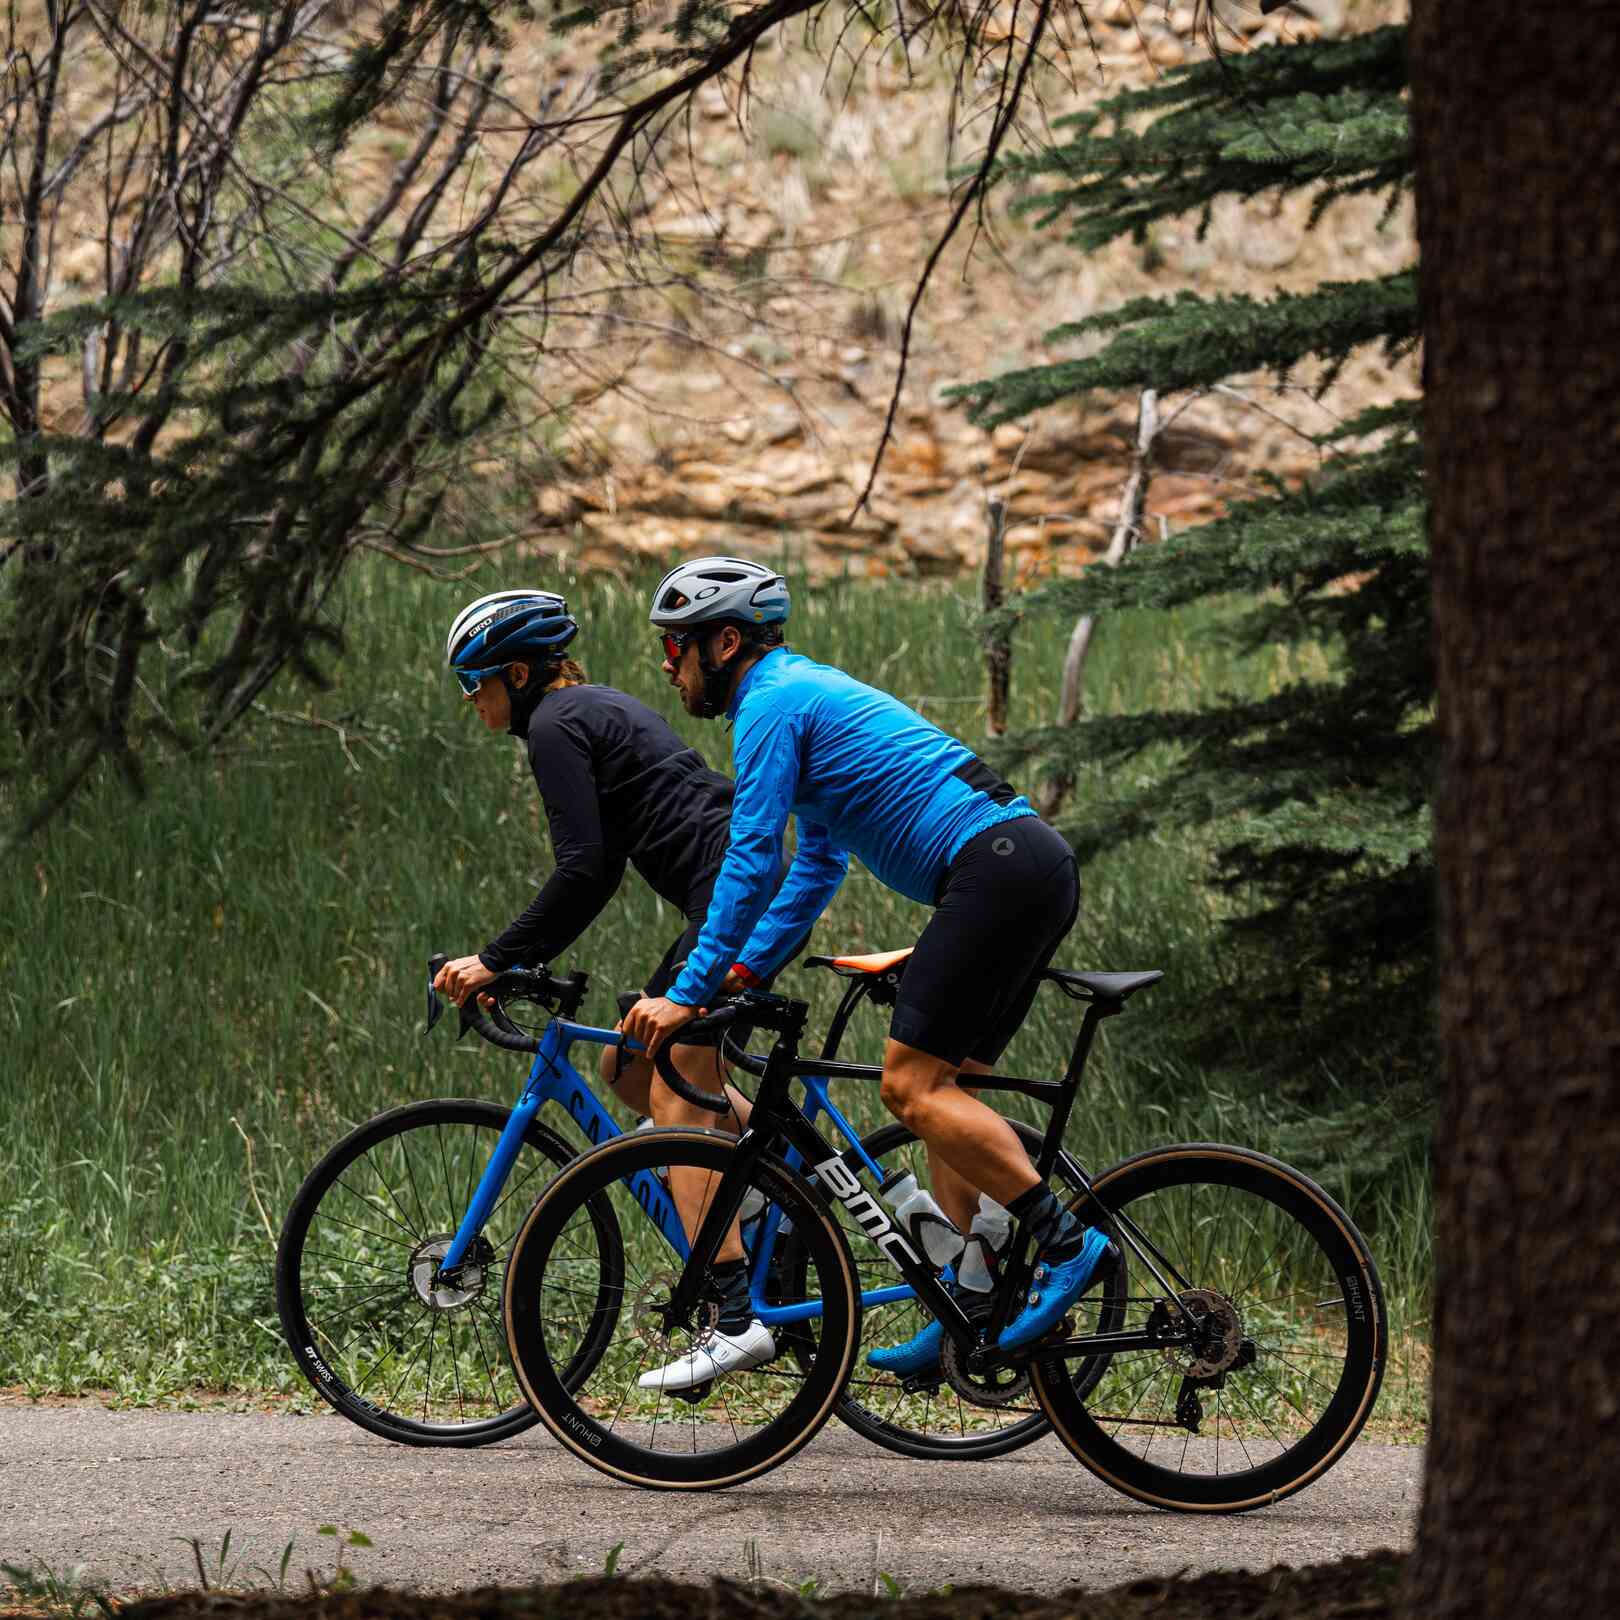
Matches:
[630,1270,718,1355]
[1165,1288,1244,1377]
[408,1234,493,1312]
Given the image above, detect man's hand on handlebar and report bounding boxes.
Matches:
[622,993,703,1058]
[433,954,498,1008]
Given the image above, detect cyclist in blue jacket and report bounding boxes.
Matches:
[624,557,1112,1391]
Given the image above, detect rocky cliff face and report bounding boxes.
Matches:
[507,0,1414,583]
[25,1,1413,584]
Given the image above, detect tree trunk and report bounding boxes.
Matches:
[1033,388,1157,819]
[1405,1,1620,1613]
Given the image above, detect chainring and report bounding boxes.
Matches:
[939,1333,1033,1409]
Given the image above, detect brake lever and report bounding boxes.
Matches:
[424,953,448,1037]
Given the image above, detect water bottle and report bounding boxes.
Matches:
[955,1194,1013,1294]
[879,1171,966,1269]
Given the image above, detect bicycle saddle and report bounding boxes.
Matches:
[1041,968,1164,1001]
[804,948,915,976]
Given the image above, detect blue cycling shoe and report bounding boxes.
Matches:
[998,1228,1115,1352]
[866,1317,944,1379]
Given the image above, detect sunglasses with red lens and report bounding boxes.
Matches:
[660,631,697,663]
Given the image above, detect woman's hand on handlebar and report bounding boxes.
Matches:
[433,953,497,1008]
[621,993,703,1058]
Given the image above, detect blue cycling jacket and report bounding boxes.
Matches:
[667,649,1034,1007]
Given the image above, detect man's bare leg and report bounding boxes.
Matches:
[880,1041,1039,1209]
[920,1059,996,1233]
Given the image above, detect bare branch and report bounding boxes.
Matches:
[850,0,1056,519]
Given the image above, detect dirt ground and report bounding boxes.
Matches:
[4,1551,1406,1620]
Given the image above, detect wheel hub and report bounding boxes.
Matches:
[629,1270,718,1355]
[409,1234,494,1312]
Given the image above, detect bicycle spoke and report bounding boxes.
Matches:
[331,1173,421,1245]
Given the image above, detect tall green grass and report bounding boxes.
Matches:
[0,558,1429,1423]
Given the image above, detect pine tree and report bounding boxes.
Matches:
[952,24,1431,1113]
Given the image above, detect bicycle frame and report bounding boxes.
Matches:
[674,993,1199,1368]
[432,973,929,1328]
[437,1017,687,1274]
[437,966,1190,1361]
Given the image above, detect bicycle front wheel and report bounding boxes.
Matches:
[276,1099,620,1447]
[1030,1143,1386,1512]
[505,1128,861,1490]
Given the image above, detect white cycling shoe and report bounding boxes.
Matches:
[637,1319,777,1391]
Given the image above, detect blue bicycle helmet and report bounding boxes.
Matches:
[446,590,578,694]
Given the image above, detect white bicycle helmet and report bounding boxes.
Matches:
[648,557,790,630]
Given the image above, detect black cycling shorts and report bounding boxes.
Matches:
[888,816,1080,1068]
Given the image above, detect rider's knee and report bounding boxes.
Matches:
[880,1069,926,1125]
[606,1046,652,1117]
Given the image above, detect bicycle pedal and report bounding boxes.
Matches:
[669,1379,714,1405]
[900,1374,945,1396]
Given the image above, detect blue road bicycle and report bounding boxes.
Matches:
[501,979,1387,1508]
[274,952,1110,1456]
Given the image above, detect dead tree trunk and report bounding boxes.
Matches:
[982,496,1012,737]
[1034,388,1159,819]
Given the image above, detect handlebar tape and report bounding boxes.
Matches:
[651,1005,741,1114]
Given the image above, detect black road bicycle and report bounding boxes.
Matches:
[501,966,1387,1509]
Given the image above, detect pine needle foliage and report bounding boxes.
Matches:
[0,5,538,843]
[955,28,1432,1117]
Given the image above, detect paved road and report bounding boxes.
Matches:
[2,1409,1421,1597]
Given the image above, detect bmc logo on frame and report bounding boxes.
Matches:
[812,1155,922,1269]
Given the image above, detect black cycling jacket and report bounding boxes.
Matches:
[478,684,734,973]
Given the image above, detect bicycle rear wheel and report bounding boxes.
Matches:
[504,1128,860,1489]
[276,1099,620,1446]
[1031,1143,1386,1511]
[802,1121,1125,1461]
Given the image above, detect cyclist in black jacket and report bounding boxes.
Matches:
[432,589,788,1325]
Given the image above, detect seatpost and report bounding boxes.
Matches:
[818,976,869,1062]
[1035,998,1123,1183]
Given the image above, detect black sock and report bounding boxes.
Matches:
[1006,1185,1085,1263]
[711,1259,753,1334]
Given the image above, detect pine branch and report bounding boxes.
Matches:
[951,273,1419,424]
